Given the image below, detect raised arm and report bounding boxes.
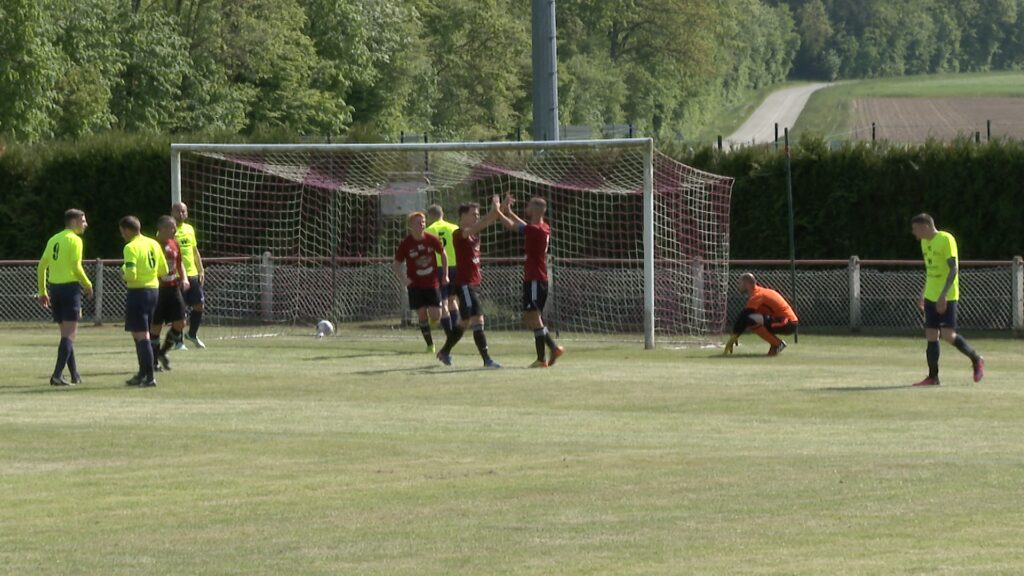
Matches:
[461,195,503,238]
[498,193,526,231]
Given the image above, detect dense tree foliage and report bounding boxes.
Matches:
[1,0,1022,142]
[770,0,1024,80]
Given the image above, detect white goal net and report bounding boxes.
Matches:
[171,140,734,347]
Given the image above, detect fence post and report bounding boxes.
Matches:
[1013,256,1023,336]
[93,259,104,325]
[260,251,274,322]
[848,256,861,332]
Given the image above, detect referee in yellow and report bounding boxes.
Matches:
[37,209,93,386]
[426,204,460,337]
[120,216,168,387]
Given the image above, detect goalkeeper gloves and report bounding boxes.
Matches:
[724,334,739,355]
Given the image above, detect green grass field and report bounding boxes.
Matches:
[3,325,1024,575]
[794,72,1024,138]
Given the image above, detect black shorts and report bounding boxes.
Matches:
[522,280,548,312]
[455,284,484,318]
[153,286,187,326]
[183,276,205,306]
[438,267,457,299]
[924,299,958,329]
[766,317,799,335]
[124,288,158,333]
[408,287,442,310]
[49,283,82,323]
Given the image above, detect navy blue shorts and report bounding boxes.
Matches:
[184,276,205,306]
[49,283,82,323]
[438,267,456,299]
[924,299,958,329]
[125,288,158,333]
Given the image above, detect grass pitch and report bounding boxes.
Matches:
[2,325,1023,575]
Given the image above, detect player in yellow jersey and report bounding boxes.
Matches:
[172,202,207,348]
[37,209,93,386]
[911,214,984,386]
[426,204,460,338]
[120,216,169,387]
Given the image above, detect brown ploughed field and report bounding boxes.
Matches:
[852,97,1024,142]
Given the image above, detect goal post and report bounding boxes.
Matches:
[170,139,733,347]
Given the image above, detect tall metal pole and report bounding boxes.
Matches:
[532,0,559,141]
[785,128,798,343]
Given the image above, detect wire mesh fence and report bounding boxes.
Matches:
[4,257,1022,336]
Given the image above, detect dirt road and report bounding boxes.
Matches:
[725,83,831,146]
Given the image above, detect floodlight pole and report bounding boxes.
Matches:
[532,0,559,141]
[785,128,799,343]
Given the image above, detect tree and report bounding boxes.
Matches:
[0,0,61,141]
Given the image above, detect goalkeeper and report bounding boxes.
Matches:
[725,273,799,357]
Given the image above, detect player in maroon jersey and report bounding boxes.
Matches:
[497,194,565,368]
[150,216,190,371]
[393,212,449,352]
[436,195,503,368]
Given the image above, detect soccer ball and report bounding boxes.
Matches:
[316,320,335,338]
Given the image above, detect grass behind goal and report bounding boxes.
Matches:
[2,326,1024,574]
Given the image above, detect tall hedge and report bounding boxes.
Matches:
[681,136,1024,260]
[0,132,171,260]
[3,134,1024,260]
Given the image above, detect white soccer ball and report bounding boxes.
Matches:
[316,320,335,338]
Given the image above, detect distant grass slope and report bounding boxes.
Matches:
[794,72,1024,138]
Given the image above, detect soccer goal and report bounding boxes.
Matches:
[170,139,734,348]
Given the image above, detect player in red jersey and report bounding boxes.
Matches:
[393,212,449,352]
[497,194,565,368]
[436,195,503,368]
[150,216,191,371]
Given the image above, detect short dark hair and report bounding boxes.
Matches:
[458,202,480,217]
[119,215,141,233]
[156,215,175,229]
[426,204,443,219]
[64,208,85,226]
[911,213,935,227]
[739,272,756,285]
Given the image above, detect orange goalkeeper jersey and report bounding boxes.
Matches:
[745,285,799,323]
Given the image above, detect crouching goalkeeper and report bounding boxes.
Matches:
[725,273,799,357]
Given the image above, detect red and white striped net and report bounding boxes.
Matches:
[178,145,733,339]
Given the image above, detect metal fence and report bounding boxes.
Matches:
[4,257,1022,335]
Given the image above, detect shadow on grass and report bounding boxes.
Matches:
[305,350,426,361]
[817,384,917,392]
